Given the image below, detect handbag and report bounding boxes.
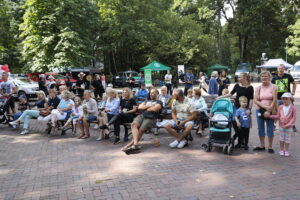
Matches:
[40,109,51,117]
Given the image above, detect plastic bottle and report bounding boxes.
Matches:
[153,136,160,147]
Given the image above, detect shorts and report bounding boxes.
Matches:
[133,115,156,131]
[86,115,97,123]
[165,119,194,128]
[279,128,292,143]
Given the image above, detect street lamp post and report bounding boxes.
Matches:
[285,38,289,62]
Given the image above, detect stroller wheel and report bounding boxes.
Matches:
[223,145,228,154]
[202,143,211,152]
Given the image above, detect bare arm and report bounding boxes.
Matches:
[292,81,297,95]
[217,93,232,99]
[147,103,162,112]
[138,102,151,110]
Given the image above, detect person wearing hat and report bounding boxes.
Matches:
[265,92,296,156]
[46,75,56,90]
[183,67,194,96]
[76,72,86,98]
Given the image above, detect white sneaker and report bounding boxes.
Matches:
[96,137,103,141]
[20,129,29,135]
[9,121,19,126]
[169,140,179,148]
[177,140,187,149]
[12,125,17,129]
[94,124,99,129]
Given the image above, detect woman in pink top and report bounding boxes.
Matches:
[253,71,278,153]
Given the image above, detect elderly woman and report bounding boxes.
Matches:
[10,91,47,135]
[98,89,120,138]
[48,90,74,135]
[78,91,99,139]
[191,88,208,136]
[158,86,171,108]
[108,88,137,144]
[218,72,253,149]
[208,71,219,96]
[253,71,277,153]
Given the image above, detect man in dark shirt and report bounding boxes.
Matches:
[122,89,162,154]
[184,68,194,96]
[76,72,86,98]
[91,74,104,99]
[271,64,296,100]
[126,73,135,89]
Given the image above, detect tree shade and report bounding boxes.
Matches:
[139,61,171,71]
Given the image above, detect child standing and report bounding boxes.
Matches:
[266,92,296,156]
[235,96,251,150]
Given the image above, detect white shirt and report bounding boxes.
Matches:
[283,105,291,116]
[165,74,172,84]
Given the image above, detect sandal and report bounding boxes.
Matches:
[78,134,84,139]
[124,145,141,155]
[268,148,274,154]
[82,135,90,139]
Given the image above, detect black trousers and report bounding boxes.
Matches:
[165,83,172,95]
[109,113,134,138]
[94,91,103,99]
[233,123,249,146]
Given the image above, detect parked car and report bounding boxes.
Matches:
[112,71,140,87]
[27,72,77,86]
[10,76,39,99]
[290,65,300,82]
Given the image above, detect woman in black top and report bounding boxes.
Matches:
[109,88,137,144]
[76,72,86,98]
[218,70,230,96]
[218,72,253,149]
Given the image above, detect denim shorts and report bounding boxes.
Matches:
[167,119,194,128]
[87,115,97,123]
[256,110,274,137]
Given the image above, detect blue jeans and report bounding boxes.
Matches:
[17,110,40,129]
[256,110,274,137]
[13,112,23,121]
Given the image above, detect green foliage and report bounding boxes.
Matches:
[288,19,300,57]
[20,0,99,72]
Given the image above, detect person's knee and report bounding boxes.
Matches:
[131,122,139,129]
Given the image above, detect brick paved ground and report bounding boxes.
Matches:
[0,83,300,200]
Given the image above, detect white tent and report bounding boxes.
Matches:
[256,58,293,68]
[295,61,300,66]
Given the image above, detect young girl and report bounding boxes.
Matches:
[265,92,296,156]
[12,95,29,128]
[61,97,82,135]
[235,96,251,150]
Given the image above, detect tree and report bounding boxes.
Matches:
[288,19,300,57]
[20,0,99,72]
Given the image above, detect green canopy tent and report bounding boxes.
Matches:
[207,64,229,76]
[139,61,171,71]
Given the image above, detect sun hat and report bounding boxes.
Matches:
[281,92,293,99]
[78,72,86,77]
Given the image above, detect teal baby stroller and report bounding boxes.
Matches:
[202,98,234,155]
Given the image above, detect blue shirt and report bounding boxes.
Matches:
[208,77,218,95]
[105,98,120,115]
[236,108,250,128]
[184,72,194,87]
[58,99,74,110]
[191,97,208,115]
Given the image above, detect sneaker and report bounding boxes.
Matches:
[96,137,103,141]
[9,121,19,126]
[94,124,99,129]
[244,145,249,150]
[113,137,120,144]
[284,151,290,157]
[20,129,29,135]
[235,143,242,149]
[177,140,188,149]
[279,151,284,156]
[169,140,179,148]
[12,125,17,129]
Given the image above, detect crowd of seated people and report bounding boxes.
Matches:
[8,76,211,154]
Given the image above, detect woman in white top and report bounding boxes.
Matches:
[198,72,208,93]
[164,70,172,95]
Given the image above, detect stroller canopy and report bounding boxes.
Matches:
[210,98,234,115]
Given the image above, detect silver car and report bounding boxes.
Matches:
[11,77,39,99]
